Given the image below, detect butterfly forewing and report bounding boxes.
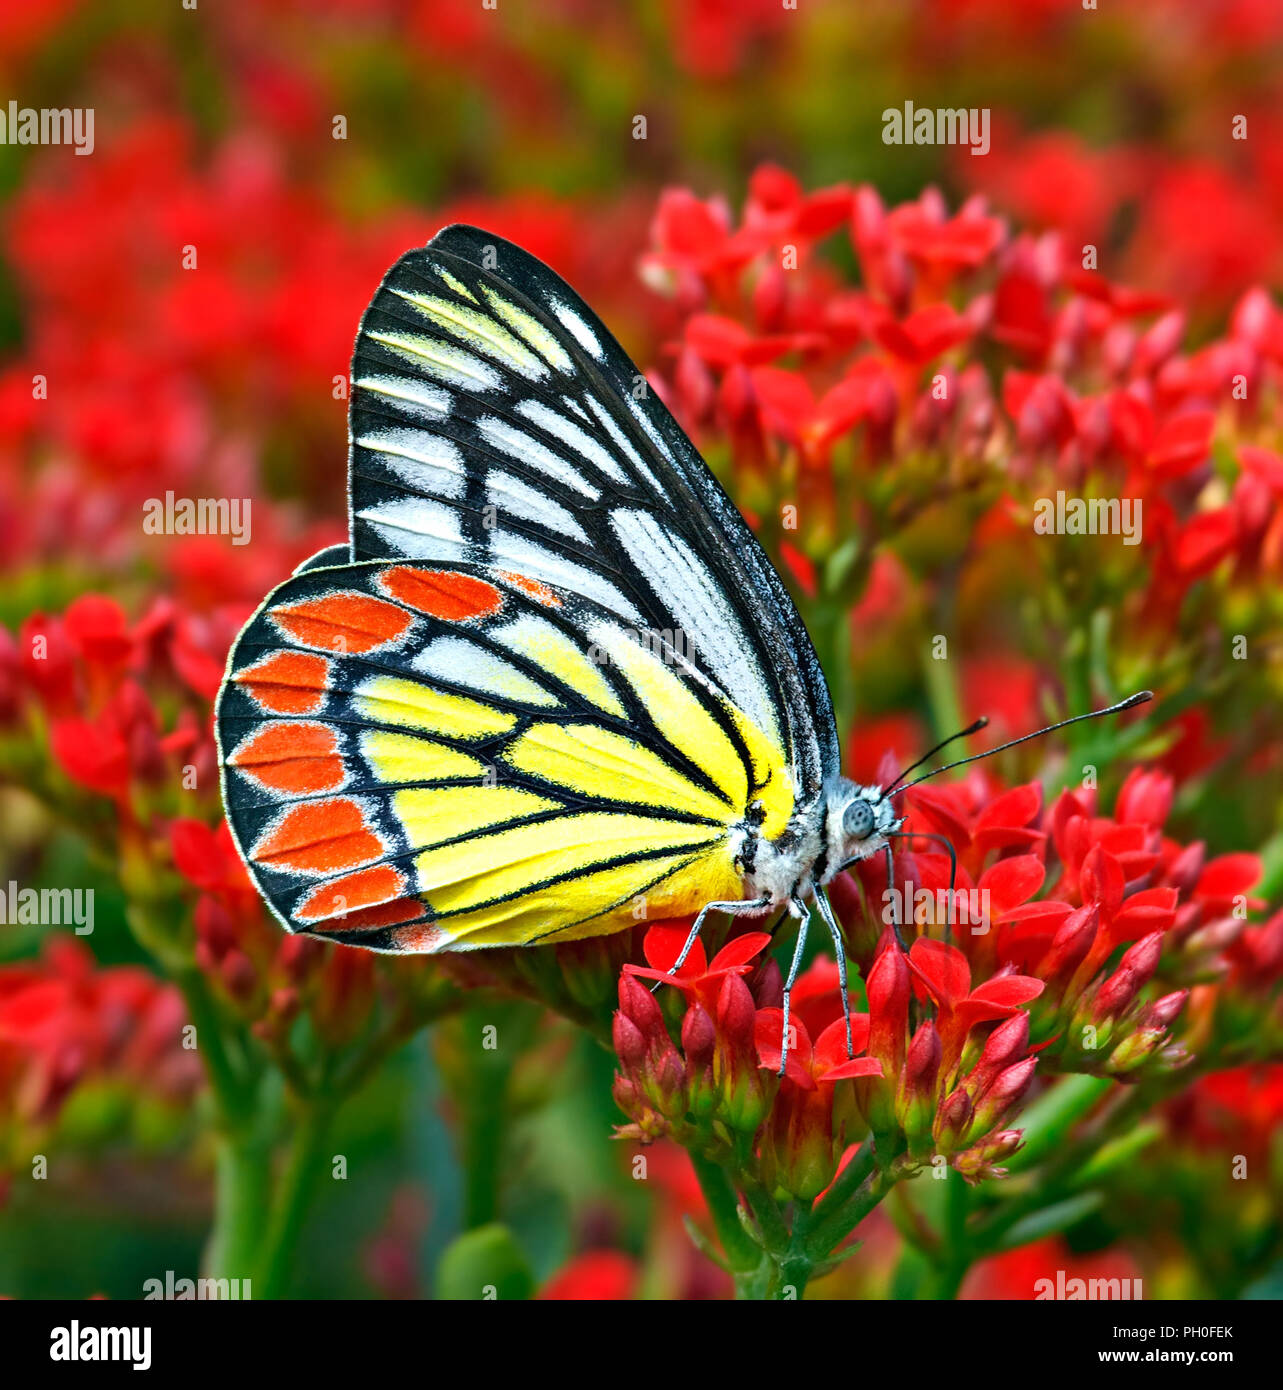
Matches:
[216,560,796,951]
[347,224,840,813]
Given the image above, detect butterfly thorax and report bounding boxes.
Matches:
[744,778,901,906]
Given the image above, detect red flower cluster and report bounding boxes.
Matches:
[169,816,382,1049]
[612,760,1278,1206]
[0,937,199,1129]
[5,593,229,804]
[646,172,1282,626]
[613,919,1035,1197]
[845,767,1274,1077]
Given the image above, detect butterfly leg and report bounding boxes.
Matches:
[885,842,910,953]
[651,894,772,993]
[814,886,853,1059]
[779,897,812,1077]
[887,830,958,940]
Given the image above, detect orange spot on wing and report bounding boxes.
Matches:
[230,723,343,794]
[271,591,412,652]
[312,900,428,933]
[295,865,409,923]
[391,921,451,951]
[251,798,382,875]
[234,652,330,714]
[499,572,562,607]
[378,567,503,621]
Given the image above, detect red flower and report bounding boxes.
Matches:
[961,1237,1142,1300]
[540,1250,638,1301]
[907,937,1043,1073]
[624,922,773,1011]
[754,1008,880,1200]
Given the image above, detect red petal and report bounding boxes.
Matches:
[754,1007,814,1084]
[708,932,773,973]
[970,975,1044,1008]
[979,854,1046,918]
[641,922,705,977]
[824,1057,884,1082]
[904,786,973,848]
[907,937,970,1008]
[975,782,1043,832]
[1197,853,1262,899]
[1081,845,1125,915]
[812,1016,873,1071]
[0,980,70,1039]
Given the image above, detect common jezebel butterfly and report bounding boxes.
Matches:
[215,225,1149,1069]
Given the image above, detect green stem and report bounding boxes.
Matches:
[809,1140,877,1233]
[805,1165,891,1262]
[688,1152,765,1278]
[920,1173,972,1299]
[174,965,256,1123]
[171,963,274,1286]
[255,1102,337,1299]
[205,1129,271,1282]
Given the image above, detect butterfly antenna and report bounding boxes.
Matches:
[881,717,990,800]
[890,691,1153,795]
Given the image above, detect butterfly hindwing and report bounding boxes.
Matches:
[215,559,796,951]
[348,225,840,814]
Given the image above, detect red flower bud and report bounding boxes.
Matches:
[1184,917,1245,956]
[970,1056,1036,1137]
[965,1011,1029,1098]
[618,973,666,1040]
[1165,841,1206,896]
[1093,931,1162,1022]
[277,933,323,984]
[194,894,237,960]
[934,1087,973,1151]
[896,1021,942,1151]
[715,973,756,1051]
[613,1011,648,1070]
[220,949,258,1003]
[866,942,910,1076]
[682,1002,718,1119]
[952,1129,1024,1181]
[1038,903,1098,996]
[682,1000,715,1068]
[713,975,774,1134]
[753,955,783,1009]
[1135,990,1188,1031]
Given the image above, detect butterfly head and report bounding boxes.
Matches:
[826,781,902,875]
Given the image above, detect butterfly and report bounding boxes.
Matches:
[215,224,1150,1071]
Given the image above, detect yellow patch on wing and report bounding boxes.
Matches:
[391,288,547,379]
[393,785,560,849]
[725,703,794,840]
[360,729,487,784]
[354,674,515,739]
[589,625,747,809]
[480,286,574,373]
[434,267,477,302]
[414,812,722,913]
[365,330,502,390]
[430,841,745,947]
[492,615,625,717]
[504,721,731,822]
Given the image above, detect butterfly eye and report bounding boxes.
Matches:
[843,798,875,840]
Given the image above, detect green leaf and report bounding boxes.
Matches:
[1074,1122,1161,1186]
[998,1191,1104,1249]
[1004,1075,1111,1172]
[434,1223,535,1300]
[823,535,860,595]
